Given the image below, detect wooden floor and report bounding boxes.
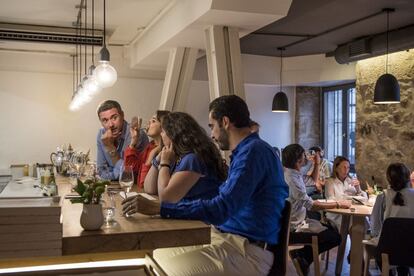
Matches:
[286,238,382,276]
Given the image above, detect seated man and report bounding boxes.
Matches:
[283,143,350,276]
[123,95,289,276]
[96,100,148,180]
[301,146,331,200]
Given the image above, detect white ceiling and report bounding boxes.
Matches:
[0,0,293,70]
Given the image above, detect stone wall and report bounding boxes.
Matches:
[355,50,414,187]
[295,86,321,149]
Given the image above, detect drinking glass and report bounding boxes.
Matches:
[102,186,117,226]
[119,165,134,195]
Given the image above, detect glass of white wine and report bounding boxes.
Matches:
[119,165,134,216]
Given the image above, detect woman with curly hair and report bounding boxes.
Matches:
[144,111,227,203]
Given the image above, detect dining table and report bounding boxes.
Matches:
[325,204,373,276]
[0,175,211,269]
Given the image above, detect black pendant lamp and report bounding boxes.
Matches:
[373,8,400,104]
[272,47,289,112]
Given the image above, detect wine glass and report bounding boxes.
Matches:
[119,165,134,196]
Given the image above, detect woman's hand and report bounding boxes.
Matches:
[129,116,142,148]
[122,194,160,216]
[160,143,176,165]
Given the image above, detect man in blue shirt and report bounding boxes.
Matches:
[123,95,288,276]
[96,100,148,180]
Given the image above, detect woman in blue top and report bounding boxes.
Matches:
[143,112,227,203]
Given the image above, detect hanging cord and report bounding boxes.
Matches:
[103,0,106,47]
[386,10,389,74]
[75,21,78,88]
[84,0,87,75]
[277,47,285,91]
[72,55,75,96]
[92,0,95,65]
[79,8,82,84]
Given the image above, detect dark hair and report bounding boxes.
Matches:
[332,156,350,179]
[155,110,170,123]
[309,146,322,153]
[97,100,123,116]
[282,144,305,169]
[386,163,411,206]
[161,112,227,181]
[209,95,250,128]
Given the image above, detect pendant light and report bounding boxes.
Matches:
[94,0,117,88]
[373,8,400,104]
[272,47,289,112]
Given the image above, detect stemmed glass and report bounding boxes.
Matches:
[119,165,134,197]
[119,165,134,217]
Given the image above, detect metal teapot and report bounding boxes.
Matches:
[50,144,74,175]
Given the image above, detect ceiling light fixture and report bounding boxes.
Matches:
[94,0,117,88]
[272,47,289,112]
[373,8,400,104]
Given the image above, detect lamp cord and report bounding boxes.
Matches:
[280,49,283,91]
[84,0,87,76]
[92,0,94,65]
[103,0,106,46]
[386,10,389,74]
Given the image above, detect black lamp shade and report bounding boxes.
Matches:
[272,91,289,112]
[373,73,400,104]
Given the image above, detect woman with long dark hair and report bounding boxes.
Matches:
[371,162,414,237]
[143,111,227,203]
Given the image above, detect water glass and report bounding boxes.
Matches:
[119,165,134,194]
[102,187,117,226]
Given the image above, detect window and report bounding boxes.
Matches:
[323,83,356,167]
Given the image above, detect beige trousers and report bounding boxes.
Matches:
[153,227,274,276]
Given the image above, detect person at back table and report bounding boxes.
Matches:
[283,144,351,276]
[123,95,288,276]
[96,100,148,180]
[324,156,367,230]
[142,111,227,203]
[124,110,169,189]
[368,163,414,275]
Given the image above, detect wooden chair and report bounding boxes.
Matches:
[289,228,332,276]
[363,217,414,276]
[268,200,291,276]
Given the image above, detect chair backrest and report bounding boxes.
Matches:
[268,200,292,276]
[376,217,414,267]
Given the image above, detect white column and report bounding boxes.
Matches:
[204,25,245,100]
[159,47,198,111]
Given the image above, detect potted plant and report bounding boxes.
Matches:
[71,178,110,230]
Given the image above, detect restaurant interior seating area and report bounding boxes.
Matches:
[1,0,413,275]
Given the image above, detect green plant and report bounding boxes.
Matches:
[70,178,110,204]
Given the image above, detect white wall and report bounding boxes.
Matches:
[186,80,295,149]
[0,68,163,169]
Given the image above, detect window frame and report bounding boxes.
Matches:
[321,82,356,170]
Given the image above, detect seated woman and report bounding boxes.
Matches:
[368,163,414,274]
[124,110,170,189]
[325,156,367,230]
[143,111,227,203]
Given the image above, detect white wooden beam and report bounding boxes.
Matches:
[159,47,198,111]
[204,25,245,100]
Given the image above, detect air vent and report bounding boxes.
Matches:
[0,29,102,46]
[349,39,371,58]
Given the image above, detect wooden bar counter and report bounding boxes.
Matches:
[59,176,211,255]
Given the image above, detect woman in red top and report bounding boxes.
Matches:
[124,110,170,188]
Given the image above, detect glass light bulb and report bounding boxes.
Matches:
[83,75,102,96]
[95,61,117,88]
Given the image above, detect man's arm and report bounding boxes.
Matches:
[160,149,266,225]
